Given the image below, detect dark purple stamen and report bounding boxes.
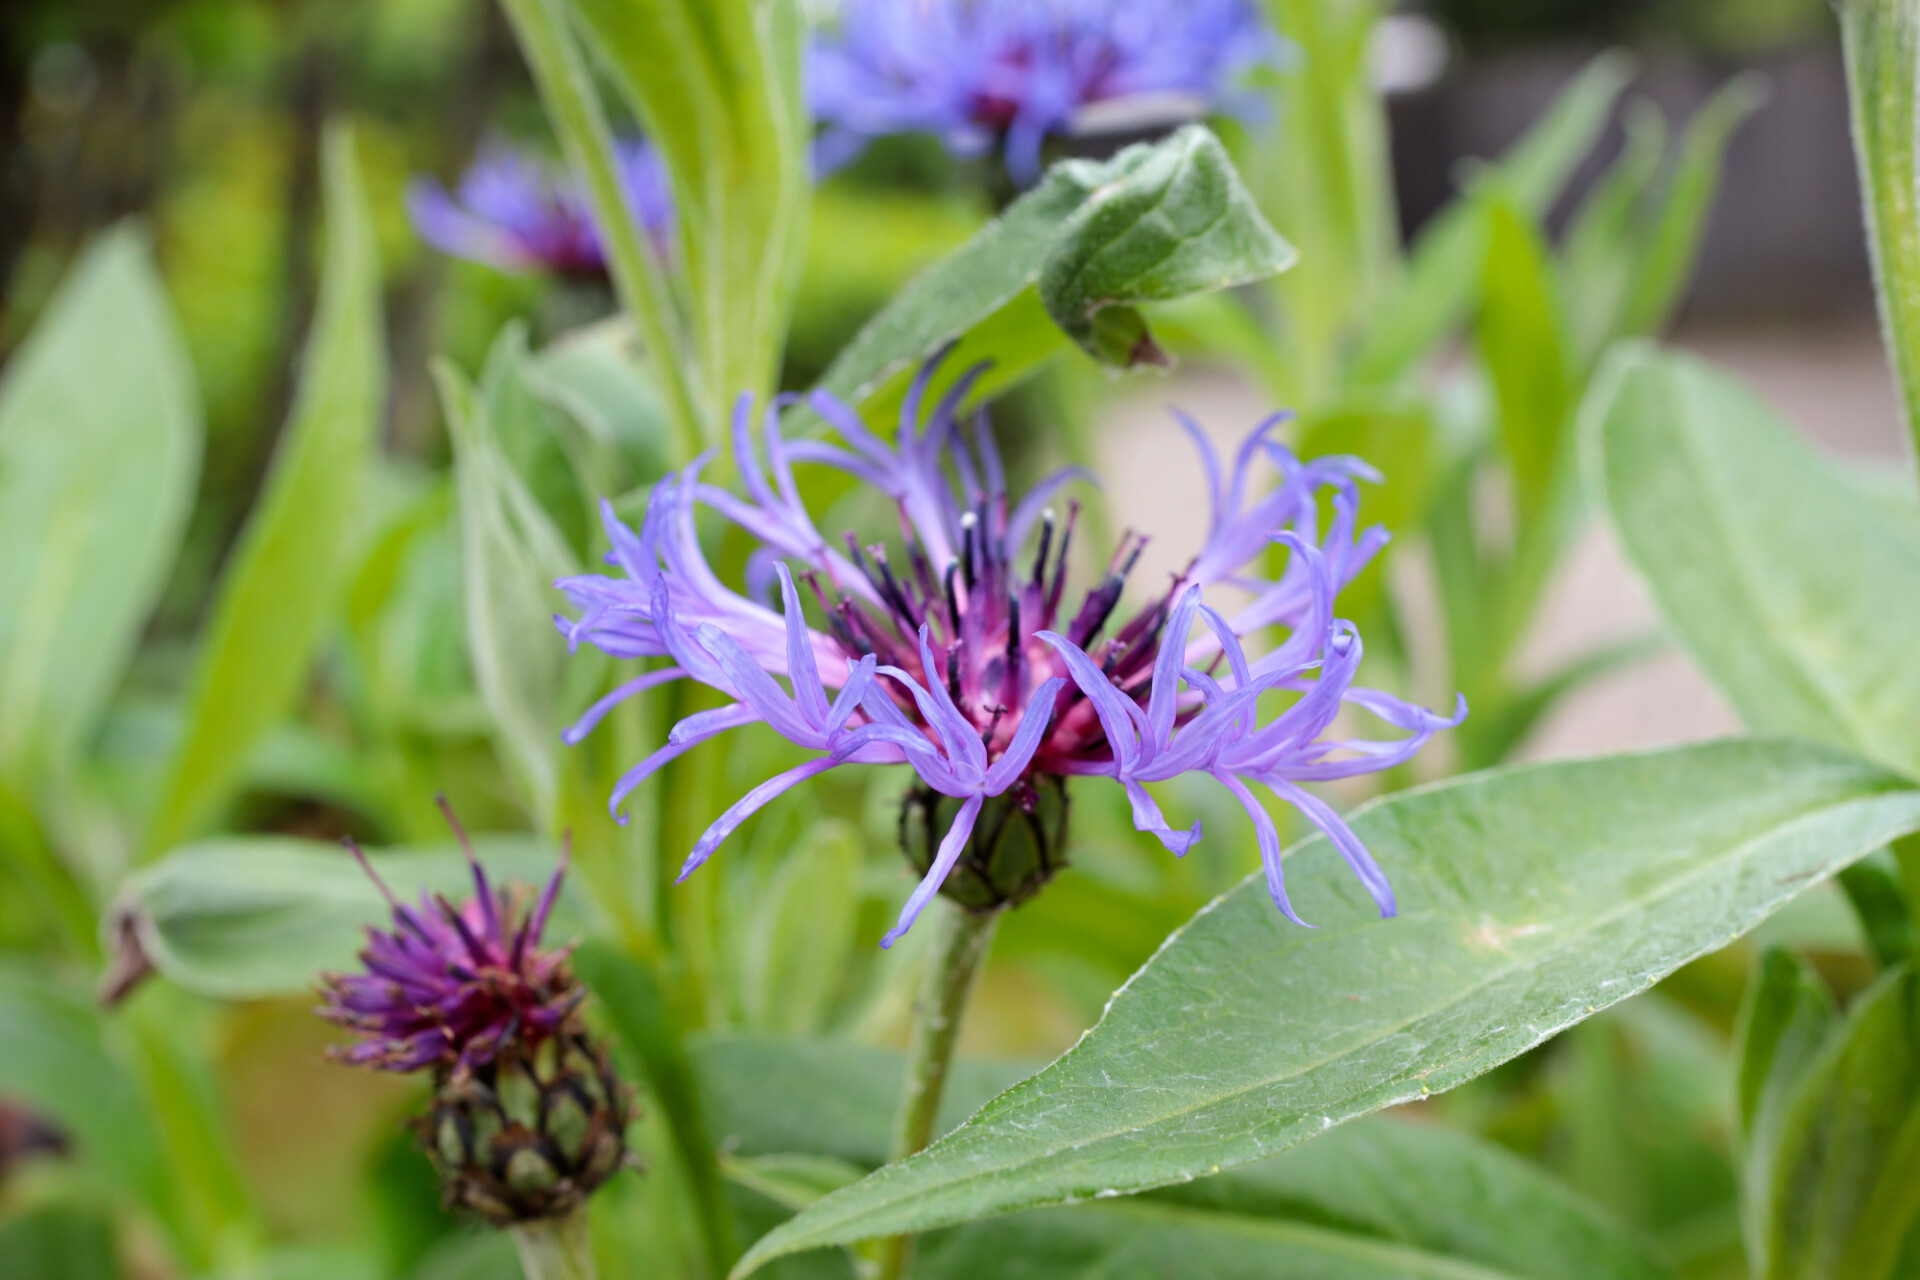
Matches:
[1030,508,1055,589]
[960,512,979,592]
[1045,501,1079,626]
[871,545,924,631]
[943,561,963,635]
[319,808,577,1078]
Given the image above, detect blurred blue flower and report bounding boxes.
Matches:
[810,0,1278,184]
[556,350,1464,947]
[406,139,672,278]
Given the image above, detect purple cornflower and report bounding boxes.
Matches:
[810,0,1277,184]
[406,139,673,278]
[318,802,577,1077]
[557,352,1464,947]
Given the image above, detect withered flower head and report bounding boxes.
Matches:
[319,803,634,1225]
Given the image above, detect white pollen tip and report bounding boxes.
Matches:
[960,511,978,528]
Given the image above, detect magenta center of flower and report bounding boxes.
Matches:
[817,496,1176,778]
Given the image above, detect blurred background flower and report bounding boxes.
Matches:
[809,0,1279,183]
[406,138,673,278]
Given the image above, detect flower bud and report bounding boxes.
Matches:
[421,1027,631,1226]
[318,802,637,1225]
[899,775,1069,913]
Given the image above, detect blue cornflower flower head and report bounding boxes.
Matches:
[555,350,1465,948]
[406,139,672,278]
[809,0,1279,184]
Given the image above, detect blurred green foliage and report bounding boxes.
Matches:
[2,1,1912,1279]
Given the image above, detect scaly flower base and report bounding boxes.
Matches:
[899,775,1069,913]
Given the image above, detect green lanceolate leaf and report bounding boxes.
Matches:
[1759,963,1920,1278]
[0,1208,120,1280]
[1586,345,1920,780]
[145,126,385,856]
[1839,0,1920,470]
[0,228,201,785]
[107,835,562,998]
[1615,73,1766,340]
[565,0,810,430]
[576,943,738,1277]
[1563,101,1668,362]
[439,334,584,825]
[495,0,700,456]
[817,125,1293,425]
[693,1035,1027,1167]
[1478,200,1574,530]
[736,739,1920,1272]
[697,1036,1675,1280]
[1838,854,1919,969]
[742,820,862,1035]
[1348,50,1632,386]
[1252,0,1400,406]
[0,966,165,1211]
[1735,949,1838,1269]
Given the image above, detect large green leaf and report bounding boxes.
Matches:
[1758,963,1920,1278]
[737,739,1920,1271]
[1839,0,1920,468]
[145,126,384,855]
[697,1036,1675,1280]
[1586,345,1920,780]
[0,228,200,784]
[816,125,1294,424]
[107,834,564,998]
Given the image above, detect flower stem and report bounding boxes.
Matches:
[511,1212,599,1280]
[874,898,1000,1280]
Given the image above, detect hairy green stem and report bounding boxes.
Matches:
[495,0,703,459]
[512,1213,599,1280]
[1839,0,1920,473]
[874,899,1001,1280]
